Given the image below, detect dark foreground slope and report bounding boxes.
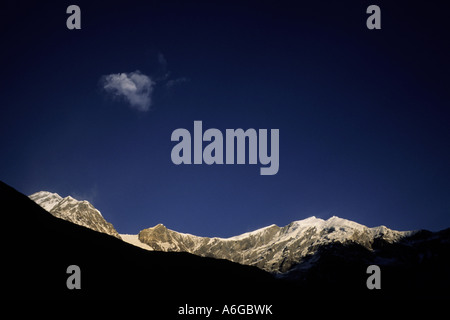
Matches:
[0,181,289,300]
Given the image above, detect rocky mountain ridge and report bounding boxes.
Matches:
[29,191,121,239]
[136,216,411,273]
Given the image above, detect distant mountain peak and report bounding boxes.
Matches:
[291,216,363,229]
[29,191,119,239]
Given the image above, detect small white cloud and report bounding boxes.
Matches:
[102,71,154,112]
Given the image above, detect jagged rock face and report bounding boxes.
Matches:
[137,216,410,273]
[29,191,121,239]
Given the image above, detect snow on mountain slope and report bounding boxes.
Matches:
[137,216,411,273]
[29,191,120,239]
[226,224,278,241]
[120,234,154,250]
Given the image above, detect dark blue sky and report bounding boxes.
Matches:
[1,1,449,236]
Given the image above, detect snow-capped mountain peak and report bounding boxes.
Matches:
[29,191,118,238]
[291,216,365,230]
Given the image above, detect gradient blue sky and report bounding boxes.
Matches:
[1,1,449,236]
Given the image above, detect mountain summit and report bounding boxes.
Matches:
[29,191,121,239]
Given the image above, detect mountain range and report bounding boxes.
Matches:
[2,181,449,300]
[26,187,450,299]
[29,190,409,274]
[135,217,409,274]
